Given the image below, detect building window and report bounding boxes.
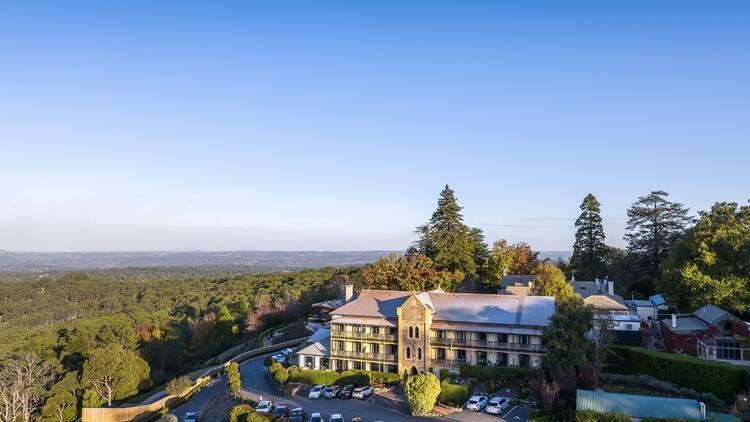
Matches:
[388,327,396,335]
[354,342,362,352]
[498,333,508,343]
[457,349,466,362]
[305,356,314,367]
[477,351,487,365]
[415,327,420,338]
[371,343,380,354]
[372,326,380,334]
[518,335,529,345]
[353,361,362,370]
[436,330,446,339]
[390,344,398,355]
[625,324,633,330]
[457,331,466,341]
[417,348,422,359]
[354,325,362,333]
[436,348,445,360]
[519,354,531,368]
[477,332,487,342]
[409,327,413,338]
[406,347,411,359]
[333,324,343,331]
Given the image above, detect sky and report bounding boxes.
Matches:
[1,1,749,252]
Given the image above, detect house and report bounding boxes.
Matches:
[572,278,641,344]
[298,288,555,377]
[660,304,750,364]
[498,274,538,295]
[626,293,670,322]
[576,389,737,422]
[296,327,330,370]
[307,283,355,328]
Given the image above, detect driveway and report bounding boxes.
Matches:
[172,354,531,421]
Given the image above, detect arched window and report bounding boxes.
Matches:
[415,327,420,338]
[411,366,418,376]
[408,327,413,338]
[406,347,411,359]
[417,347,422,359]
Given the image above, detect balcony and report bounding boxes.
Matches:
[430,338,544,352]
[330,329,397,342]
[430,358,531,368]
[331,350,397,362]
[430,358,467,367]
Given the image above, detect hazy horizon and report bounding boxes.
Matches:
[2,2,748,252]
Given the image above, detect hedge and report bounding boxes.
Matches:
[576,411,630,422]
[288,369,399,386]
[459,364,534,381]
[604,346,750,401]
[439,377,470,407]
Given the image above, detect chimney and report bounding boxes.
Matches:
[671,313,677,328]
[344,282,354,303]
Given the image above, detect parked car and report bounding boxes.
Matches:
[309,384,326,399]
[323,385,341,398]
[282,348,295,356]
[337,384,354,399]
[449,377,466,385]
[466,395,489,411]
[485,396,510,415]
[309,412,322,422]
[289,407,306,421]
[271,405,289,418]
[255,400,273,413]
[183,412,199,422]
[329,414,344,422]
[352,386,373,400]
[271,353,286,362]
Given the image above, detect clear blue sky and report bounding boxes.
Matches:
[1,1,748,252]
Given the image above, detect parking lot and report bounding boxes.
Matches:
[172,353,532,421]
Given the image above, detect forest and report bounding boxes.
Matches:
[0,266,356,421]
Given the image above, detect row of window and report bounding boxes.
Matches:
[405,346,422,360]
[332,340,398,354]
[332,323,534,345]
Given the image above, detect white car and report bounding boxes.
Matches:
[308,384,326,399]
[282,348,294,356]
[329,414,344,422]
[465,395,488,411]
[255,400,273,413]
[309,413,322,422]
[352,385,374,399]
[485,396,510,414]
[183,412,198,422]
[271,353,286,362]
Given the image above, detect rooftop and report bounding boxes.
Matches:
[692,304,732,325]
[577,389,704,420]
[331,289,556,327]
[662,316,709,332]
[500,274,538,288]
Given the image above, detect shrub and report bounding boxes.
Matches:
[459,364,534,381]
[263,357,274,367]
[165,375,193,397]
[227,362,242,397]
[405,372,441,415]
[438,377,469,407]
[274,366,289,385]
[601,373,725,408]
[229,404,253,422]
[157,415,178,422]
[605,346,750,401]
[268,361,282,376]
[438,369,452,381]
[576,411,630,422]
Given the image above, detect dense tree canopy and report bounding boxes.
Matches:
[530,262,574,303]
[624,191,692,294]
[82,344,150,406]
[362,254,463,292]
[570,194,607,280]
[659,201,750,313]
[542,296,593,369]
[412,185,477,277]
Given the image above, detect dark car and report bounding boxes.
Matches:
[323,385,341,398]
[337,384,354,399]
[271,405,289,418]
[288,407,306,421]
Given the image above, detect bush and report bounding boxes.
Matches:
[459,364,534,381]
[157,415,178,422]
[229,404,253,422]
[438,369,452,381]
[576,411,630,422]
[288,369,399,386]
[274,366,289,384]
[263,357,274,367]
[405,372,441,415]
[165,375,193,397]
[438,377,469,407]
[601,373,725,408]
[605,346,750,401]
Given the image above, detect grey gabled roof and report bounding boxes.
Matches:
[693,304,732,325]
[331,289,555,327]
[296,341,329,357]
[500,275,538,288]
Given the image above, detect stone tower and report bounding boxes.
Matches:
[396,294,432,377]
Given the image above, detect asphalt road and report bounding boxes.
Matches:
[171,353,530,422]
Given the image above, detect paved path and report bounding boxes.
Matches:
[171,353,529,422]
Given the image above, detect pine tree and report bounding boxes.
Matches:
[414,185,476,276]
[625,191,691,293]
[570,194,607,280]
